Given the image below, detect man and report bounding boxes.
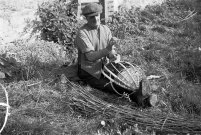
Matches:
[74,3,157,107]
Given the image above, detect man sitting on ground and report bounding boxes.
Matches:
[74,3,157,107]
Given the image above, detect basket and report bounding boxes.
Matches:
[101,61,146,92]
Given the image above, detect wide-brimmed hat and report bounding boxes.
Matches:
[82,3,102,16]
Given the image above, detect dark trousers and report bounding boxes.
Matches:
[78,67,145,103]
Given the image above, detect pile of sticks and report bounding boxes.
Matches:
[67,80,201,134]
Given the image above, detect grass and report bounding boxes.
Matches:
[0,0,201,134]
[1,81,98,135]
[111,0,201,117]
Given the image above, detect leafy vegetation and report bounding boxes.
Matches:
[108,0,201,116]
[1,0,201,134]
[25,0,82,51]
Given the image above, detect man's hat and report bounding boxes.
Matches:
[82,3,102,16]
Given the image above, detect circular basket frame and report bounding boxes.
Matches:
[101,61,145,96]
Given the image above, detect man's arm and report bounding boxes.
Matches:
[85,49,109,62]
[85,37,118,62]
[75,30,116,62]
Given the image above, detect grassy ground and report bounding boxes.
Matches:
[1,0,201,134]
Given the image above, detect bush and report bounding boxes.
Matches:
[27,0,82,51]
[0,40,72,81]
[108,8,149,39]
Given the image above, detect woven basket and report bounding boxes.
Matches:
[102,61,148,92]
[116,65,144,89]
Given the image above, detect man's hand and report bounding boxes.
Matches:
[109,54,121,63]
[108,49,117,59]
[108,49,121,63]
[107,37,119,51]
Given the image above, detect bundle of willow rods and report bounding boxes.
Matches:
[67,80,201,134]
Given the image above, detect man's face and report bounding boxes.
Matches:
[86,14,100,28]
